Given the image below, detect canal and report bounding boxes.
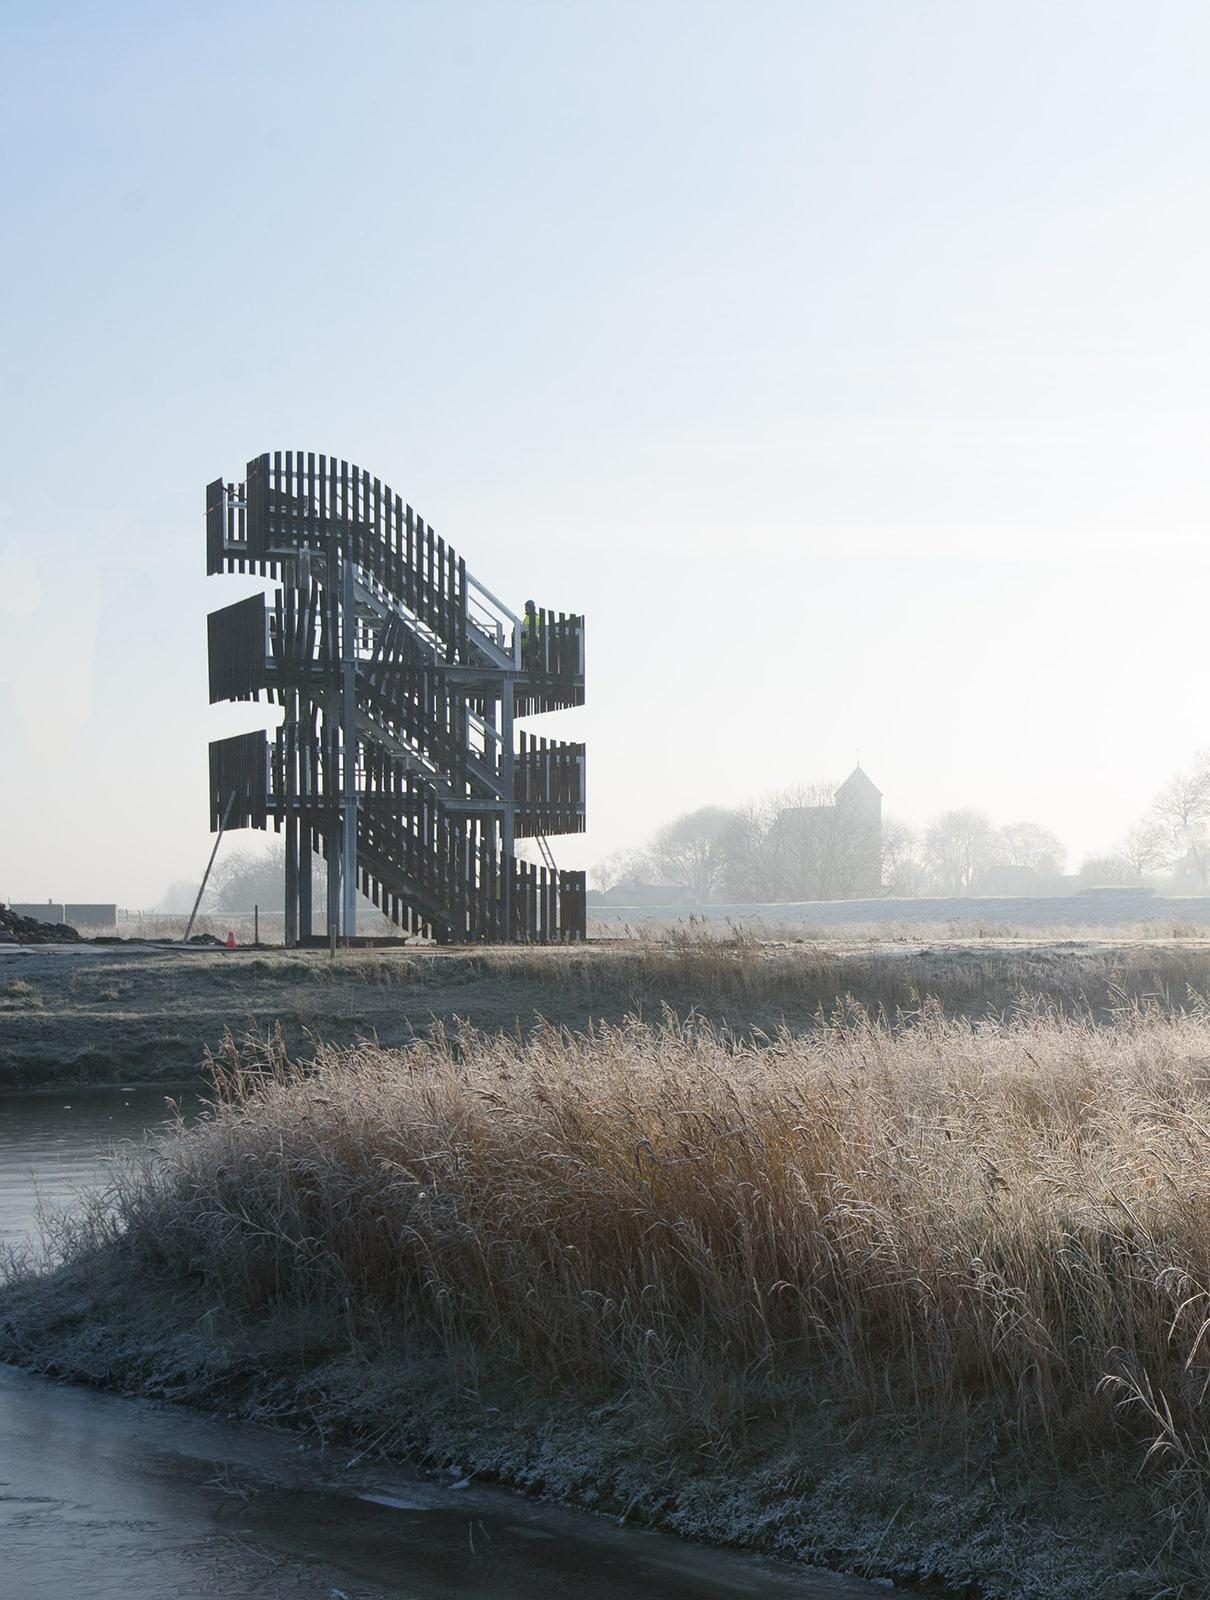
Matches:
[0,1086,893,1599]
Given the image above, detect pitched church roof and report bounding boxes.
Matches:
[835,764,882,803]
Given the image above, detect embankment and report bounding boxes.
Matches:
[7,934,1210,1089]
[6,1007,1210,1596]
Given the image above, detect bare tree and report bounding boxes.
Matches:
[881,817,923,897]
[997,821,1066,876]
[766,782,836,901]
[210,844,288,911]
[651,807,744,902]
[590,849,649,895]
[1076,853,1134,887]
[924,809,1001,895]
[1118,821,1166,881]
[720,799,783,904]
[157,877,208,913]
[209,842,326,913]
[1150,757,1210,890]
[762,781,881,902]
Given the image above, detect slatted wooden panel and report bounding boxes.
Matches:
[269,577,323,703]
[209,731,268,831]
[354,776,585,943]
[205,478,226,575]
[207,594,266,703]
[513,733,586,837]
[209,476,270,578]
[514,611,586,716]
[240,454,467,655]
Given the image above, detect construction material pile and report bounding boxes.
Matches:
[0,904,83,944]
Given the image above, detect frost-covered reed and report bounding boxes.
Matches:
[82,1000,1210,1516]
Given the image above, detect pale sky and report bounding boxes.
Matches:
[2,1,1208,905]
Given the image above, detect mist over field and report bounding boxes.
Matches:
[4,6,1210,1598]
[2,2,1209,907]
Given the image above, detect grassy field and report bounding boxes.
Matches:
[79,1006,1210,1458]
[9,938,1210,1592]
[8,929,1210,1089]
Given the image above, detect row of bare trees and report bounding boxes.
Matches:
[162,754,1210,917]
[1079,750,1210,891]
[592,790,1068,903]
[883,813,1065,897]
[633,784,883,903]
[596,751,1210,904]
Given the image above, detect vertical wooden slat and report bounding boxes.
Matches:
[404,505,413,613]
[372,474,382,586]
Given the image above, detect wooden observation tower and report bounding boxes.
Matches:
[205,452,586,944]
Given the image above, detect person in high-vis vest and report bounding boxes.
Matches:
[520,599,541,672]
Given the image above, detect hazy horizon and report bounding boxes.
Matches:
[2,1,1208,906]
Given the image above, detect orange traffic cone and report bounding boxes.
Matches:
[226,930,236,949]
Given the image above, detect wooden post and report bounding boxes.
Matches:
[298,830,312,943]
[284,815,298,948]
[340,556,358,944]
[184,791,234,945]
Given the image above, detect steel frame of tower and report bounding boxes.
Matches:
[204,451,586,944]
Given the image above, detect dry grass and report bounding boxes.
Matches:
[0,977,42,1009]
[482,928,1210,1021]
[56,1003,1210,1531]
[591,913,1210,943]
[19,942,1210,1587]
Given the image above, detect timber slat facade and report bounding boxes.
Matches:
[205,452,586,943]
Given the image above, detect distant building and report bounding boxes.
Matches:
[595,881,693,908]
[979,862,1070,897]
[835,767,882,856]
[978,863,1045,897]
[772,766,883,900]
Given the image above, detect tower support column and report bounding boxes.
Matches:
[284,686,299,948]
[500,677,515,937]
[298,822,312,942]
[284,816,299,948]
[340,556,358,943]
